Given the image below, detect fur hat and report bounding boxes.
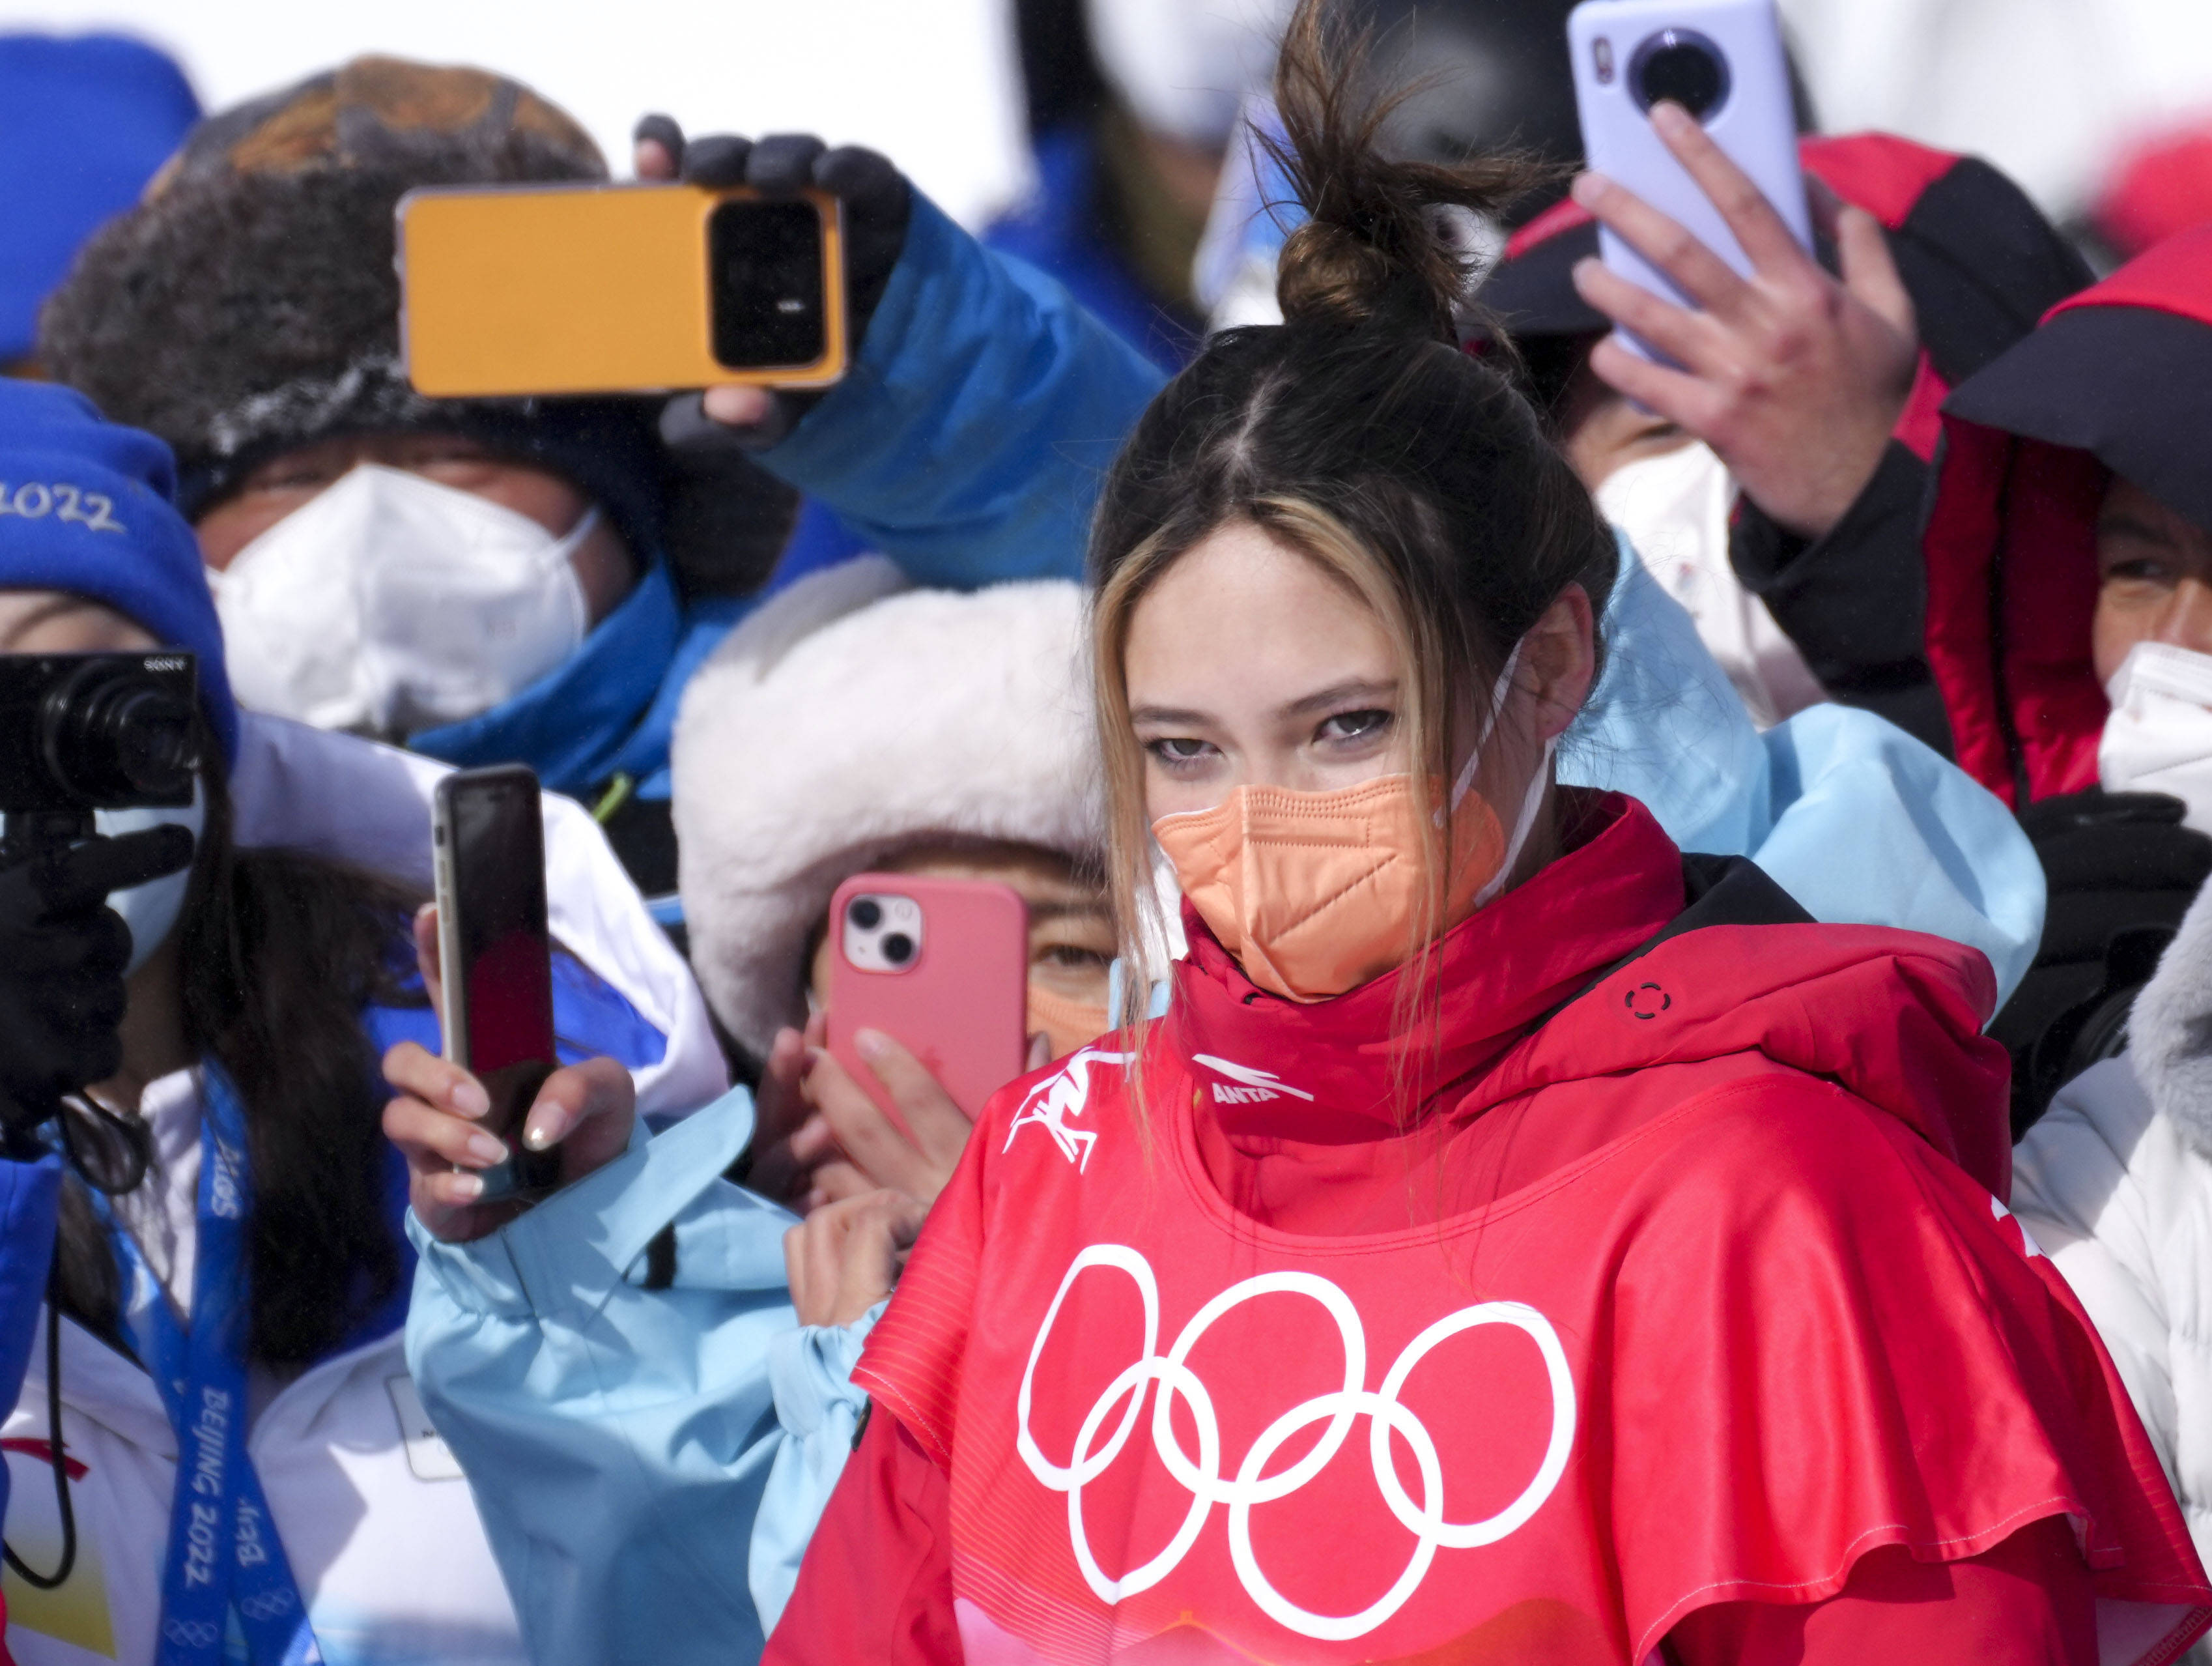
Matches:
[35,57,675,557]
[673,558,1103,1058]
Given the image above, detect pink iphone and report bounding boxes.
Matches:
[825,872,1029,1132]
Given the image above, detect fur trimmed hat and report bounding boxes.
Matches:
[38,57,671,564]
[672,558,1103,1059]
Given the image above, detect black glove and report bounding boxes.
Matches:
[636,116,913,455]
[1994,788,2212,1136]
[0,827,195,1152]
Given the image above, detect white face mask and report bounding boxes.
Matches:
[2100,642,2212,833]
[210,463,594,738]
[93,780,206,978]
[1594,440,1824,729]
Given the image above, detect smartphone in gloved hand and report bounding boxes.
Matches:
[398,183,849,397]
[431,766,562,1201]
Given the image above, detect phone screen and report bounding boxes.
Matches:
[709,199,828,369]
[442,769,559,1190]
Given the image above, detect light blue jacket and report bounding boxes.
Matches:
[404,186,2049,1666]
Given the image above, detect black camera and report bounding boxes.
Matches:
[1631,29,1731,120]
[0,653,201,816]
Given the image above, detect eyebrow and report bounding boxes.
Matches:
[2098,513,2177,547]
[1281,679,1399,719]
[0,594,104,650]
[1128,680,1399,731]
[1025,897,1111,925]
[1127,705,1213,728]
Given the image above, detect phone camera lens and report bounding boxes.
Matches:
[1630,29,1731,121]
[849,897,883,930]
[882,932,915,966]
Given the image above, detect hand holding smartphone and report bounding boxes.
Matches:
[431,765,562,1202]
[1567,0,1810,358]
[825,874,1029,1134]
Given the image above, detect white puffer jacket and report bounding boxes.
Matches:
[2013,873,2212,1659]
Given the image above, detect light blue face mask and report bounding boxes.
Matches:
[92,779,205,977]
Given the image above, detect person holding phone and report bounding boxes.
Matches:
[1512,107,2089,745]
[0,381,716,1666]
[674,560,1116,1213]
[382,564,1113,1663]
[760,9,2209,1663]
[33,59,820,896]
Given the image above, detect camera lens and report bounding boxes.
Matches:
[1630,29,1731,120]
[40,659,200,807]
[849,897,883,930]
[882,932,915,966]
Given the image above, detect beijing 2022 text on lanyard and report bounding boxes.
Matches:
[93,1061,322,1666]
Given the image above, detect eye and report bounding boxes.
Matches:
[1036,943,1114,971]
[1145,736,1216,770]
[251,463,341,494]
[1316,708,1394,744]
[2102,558,2176,588]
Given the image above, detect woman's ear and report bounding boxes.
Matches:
[1522,584,1597,743]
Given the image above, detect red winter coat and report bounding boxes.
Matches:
[1926,223,2212,806]
[771,796,2209,1665]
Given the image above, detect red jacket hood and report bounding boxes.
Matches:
[1172,792,2011,1196]
[1926,225,2212,804]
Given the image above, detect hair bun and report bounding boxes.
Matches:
[1266,0,1537,339]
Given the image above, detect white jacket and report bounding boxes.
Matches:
[2,714,728,1666]
[2013,872,2212,1659]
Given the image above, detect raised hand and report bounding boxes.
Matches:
[634,114,912,449]
[1568,101,1919,539]
[380,906,637,1241]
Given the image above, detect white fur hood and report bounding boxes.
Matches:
[2126,874,2212,1158]
[672,559,1103,1059]
[2012,879,2212,1652]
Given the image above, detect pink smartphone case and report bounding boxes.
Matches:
[825,873,1030,1132]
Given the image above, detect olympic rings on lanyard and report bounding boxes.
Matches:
[1015,1244,1578,1643]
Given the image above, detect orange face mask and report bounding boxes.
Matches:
[1150,650,1551,1003]
[1027,983,1114,1061]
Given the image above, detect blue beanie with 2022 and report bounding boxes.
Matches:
[0,379,238,762]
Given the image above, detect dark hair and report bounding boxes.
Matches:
[1089,0,1619,994]
[53,745,421,1370]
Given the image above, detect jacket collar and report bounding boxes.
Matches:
[407,557,681,797]
[1167,792,1684,1140]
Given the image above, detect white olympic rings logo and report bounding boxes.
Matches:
[1015,1244,1577,1642]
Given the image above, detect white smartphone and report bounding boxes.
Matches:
[1567,0,1811,358]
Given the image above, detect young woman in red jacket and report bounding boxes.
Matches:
[765,10,2210,1663]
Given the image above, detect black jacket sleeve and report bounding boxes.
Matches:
[1731,442,1955,754]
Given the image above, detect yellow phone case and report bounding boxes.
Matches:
[398,182,847,398]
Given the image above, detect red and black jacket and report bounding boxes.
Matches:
[1481,134,2091,754]
[1923,228,2212,1121]
[1928,226,2212,805]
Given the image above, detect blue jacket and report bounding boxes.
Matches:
[403,184,2050,1666]
[0,1151,60,1540]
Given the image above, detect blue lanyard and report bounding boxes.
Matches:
[94,1063,322,1666]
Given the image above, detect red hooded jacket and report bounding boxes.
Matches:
[769,796,2207,1665]
[1925,225,2212,807]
